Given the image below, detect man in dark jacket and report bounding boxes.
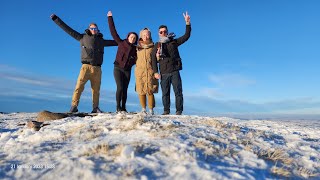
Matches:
[152,12,191,115]
[50,14,117,113]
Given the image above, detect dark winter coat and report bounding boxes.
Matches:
[108,16,137,70]
[152,24,191,74]
[52,15,117,66]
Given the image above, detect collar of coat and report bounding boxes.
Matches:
[137,40,154,49]
[84,29,103,38]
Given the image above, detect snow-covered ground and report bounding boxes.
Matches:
[0,112,319,179]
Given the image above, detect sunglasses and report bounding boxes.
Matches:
[159,30,167,34]
[89,27,98,31]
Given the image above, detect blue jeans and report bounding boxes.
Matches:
[160,71,183,112]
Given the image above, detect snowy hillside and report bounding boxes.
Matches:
[0,112,319,179]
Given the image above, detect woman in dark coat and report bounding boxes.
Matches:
[107,11,138,113]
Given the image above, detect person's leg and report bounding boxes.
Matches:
[90,66,102,110]
[114,67,123,111]
[171,71,183,114]
[147,93,155,115]
[121,70,131,111]
[71,65,90,109]
[139,94,147,109]
[147,93,155,109]
[139,94,147,113]
[160,73,171,114]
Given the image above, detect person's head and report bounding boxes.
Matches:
[88,23,99,35]
[139,28,152,42]
[158,25,168,37]
[126,32,138,45]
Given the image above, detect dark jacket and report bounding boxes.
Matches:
[52,15,117,66]
[152,24,191,74]
[108,16,137,70]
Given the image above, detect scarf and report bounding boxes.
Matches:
[137,40,154,50]
[158,36,171,58]
[159,36,170,43]
[157,33,176,59]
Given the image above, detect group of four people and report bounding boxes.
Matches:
[50,11,191,115]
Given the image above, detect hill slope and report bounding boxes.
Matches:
[0,112,319,179]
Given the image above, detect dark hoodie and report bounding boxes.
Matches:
[108,16,138,70]
[52,15,117,66]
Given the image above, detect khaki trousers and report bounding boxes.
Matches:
[139,94,155,109]
[71,64,102,108]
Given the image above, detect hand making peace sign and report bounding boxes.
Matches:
[183,11,191,24]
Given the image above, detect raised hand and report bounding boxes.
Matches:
[183,11,190,24]
[50,14,57,20]
[107,11,112,17]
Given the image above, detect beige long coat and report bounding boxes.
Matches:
[135,40,159,95]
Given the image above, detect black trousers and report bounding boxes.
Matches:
[114,67,131,110]
[160,71,183,112]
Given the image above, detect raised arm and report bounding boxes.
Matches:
[50,14,82,41]
[103,40,118,47]
[107,11,122,44]
[176,11,192,46]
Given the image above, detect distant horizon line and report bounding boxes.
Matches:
[1,111,319,121]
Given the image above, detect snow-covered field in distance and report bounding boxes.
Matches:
[0,112,319,179]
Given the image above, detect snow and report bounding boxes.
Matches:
[0,112,319,179]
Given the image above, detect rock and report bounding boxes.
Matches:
[37,111,68,122]
[26,121,43,131]
[37,110,97,122]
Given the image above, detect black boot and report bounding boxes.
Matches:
[69,106,78,113]
[92,107,103,113]
[176,111,182,115]
[162,111,170,115]
[116,106,122,113]
[121,105,127,113]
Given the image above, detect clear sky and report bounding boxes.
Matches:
[1,0,320,117]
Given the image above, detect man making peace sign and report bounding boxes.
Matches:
[152,11,191,115]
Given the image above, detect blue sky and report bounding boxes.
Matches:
[1,0,320,118]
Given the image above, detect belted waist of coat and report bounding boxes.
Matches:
[82,62,101,67]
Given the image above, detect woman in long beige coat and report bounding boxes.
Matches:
[135,28,159,114]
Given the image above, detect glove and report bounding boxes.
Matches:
[50,14,57,21]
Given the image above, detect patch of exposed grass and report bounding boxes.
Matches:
[62,124,86,141]
[296,167,319,178]
[81,143,124,159]
[257,148,293,165]
[80,127,104,141]
[271,163,291,177]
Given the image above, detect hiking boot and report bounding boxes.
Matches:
[121,108,128,113]
[141,108,147,114]
[149,109,154,115]
[69,106,78,113]
[92,107,103,113]
[176,111,182,115]
[162,111,170,115]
